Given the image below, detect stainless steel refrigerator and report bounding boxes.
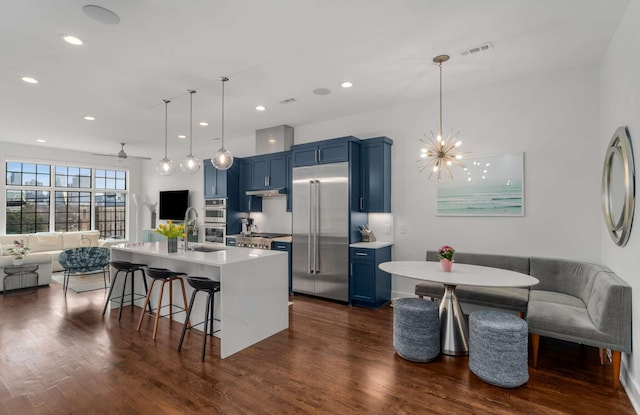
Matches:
[292,162,349,302]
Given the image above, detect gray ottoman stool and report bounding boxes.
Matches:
[469,310,529,388]
[393,298,440,362]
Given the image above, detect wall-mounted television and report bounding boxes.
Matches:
[159,190,189,221]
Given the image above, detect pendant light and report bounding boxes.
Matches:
[211,76,234,170]
[155,99,175,175]
[417,54,468,181]
[180,89,201,174]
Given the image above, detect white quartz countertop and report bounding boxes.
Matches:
[349,241,394,249]
[110,241,285,266]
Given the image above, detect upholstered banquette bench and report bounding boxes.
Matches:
[414,251,631,389]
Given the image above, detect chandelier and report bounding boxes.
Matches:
[417,54,467,181]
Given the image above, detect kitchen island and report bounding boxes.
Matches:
[109,242,288,358]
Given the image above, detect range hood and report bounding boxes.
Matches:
[246,188,287,197]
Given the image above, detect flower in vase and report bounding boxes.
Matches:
[438,245,455,261]
[7,241,30,259]
[155,220,185,239]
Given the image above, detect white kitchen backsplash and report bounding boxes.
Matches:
[249,197,292,234]
[367,213,394,242]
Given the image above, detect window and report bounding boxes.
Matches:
[95,192,126,239]
[55,191,91,232]
[5,190,50,234]
[5,162,127,237]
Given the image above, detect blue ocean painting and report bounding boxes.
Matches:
[437,154,524,216]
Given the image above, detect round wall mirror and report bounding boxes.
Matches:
[602,126,635,246]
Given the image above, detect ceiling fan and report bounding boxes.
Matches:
[93,142,151,160]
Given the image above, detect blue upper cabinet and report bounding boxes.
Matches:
[360,137,393,212]
[203,159,228,198]
[239,159,262,212]
[250,152,287,189]
[290,136,357,167]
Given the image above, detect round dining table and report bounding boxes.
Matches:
[379,261,539,356]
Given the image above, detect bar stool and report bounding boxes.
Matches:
[102,261,151,321]
[137,267,190,340]
[178,276,221,362]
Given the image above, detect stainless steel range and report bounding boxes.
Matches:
[235,233,290,250]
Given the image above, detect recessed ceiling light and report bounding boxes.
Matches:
[84,116,95,121]
[313,88,331,96]
[36,139,46,143]
[83,5,120,25]
[21,77,38,84]
[256,105,266,111]
[62,35,83,45]
[341,81,353,88]
[199,122,208,126]
[178,135,186,139]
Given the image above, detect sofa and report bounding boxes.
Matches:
[0,231,115,292]
[414,251,631,390]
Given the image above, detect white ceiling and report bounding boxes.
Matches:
[0,0,630,161]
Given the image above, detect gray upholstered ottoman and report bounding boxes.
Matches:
[469,310,529,388]
[393,298,440,362]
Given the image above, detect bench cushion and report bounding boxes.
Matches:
[529,257,607,303]
[426,251,530,274]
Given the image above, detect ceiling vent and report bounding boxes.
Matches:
[459,42,493,57]
[278,97,297,104]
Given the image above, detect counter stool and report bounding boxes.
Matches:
[137,267,190,340]
[469,310,529,388]
[178,276,221,362]
[393,297,440,362]
[103,261,151,321]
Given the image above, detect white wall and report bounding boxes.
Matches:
[294,67,602,297]
[0,142,144,240]
[600,0,640,408]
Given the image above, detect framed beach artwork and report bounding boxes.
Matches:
[436,152,524,216]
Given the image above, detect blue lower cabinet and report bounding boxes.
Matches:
[272,241,292,294]
[349,246,391,308]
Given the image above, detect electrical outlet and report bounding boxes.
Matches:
[400,223,407,234]
[385,224,392,234]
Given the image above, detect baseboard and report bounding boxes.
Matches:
[621,358,640,413]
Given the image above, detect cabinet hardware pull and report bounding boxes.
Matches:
[360,197,364,210]
[355,252,367,256]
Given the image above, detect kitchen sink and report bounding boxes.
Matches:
[192,245,225,253]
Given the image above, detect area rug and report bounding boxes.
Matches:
[51,272,108,293]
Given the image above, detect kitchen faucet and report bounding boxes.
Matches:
[183,207,199,252]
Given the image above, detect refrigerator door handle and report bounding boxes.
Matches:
[314,179,321,274]
[308,180,314,274]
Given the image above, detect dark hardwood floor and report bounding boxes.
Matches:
[0,282,634,414]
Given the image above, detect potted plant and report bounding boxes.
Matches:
[7,241,30,266]
[155,220,185,253]
[438,245,455,272]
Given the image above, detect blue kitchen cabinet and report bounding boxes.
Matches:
[203,159,228,198]
[272,241,292,294]
[360,137,392,212]
[250,152,287,189]
[239,159,262,212]
[349,246,391,308]
[290,136,357,167]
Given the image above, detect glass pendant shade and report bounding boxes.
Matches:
[181,89,201,174]
[156,157,174,175]
[156,99,174,176]
[180,154,201,174]
[211,76,234,171]
[212,148,233,170]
